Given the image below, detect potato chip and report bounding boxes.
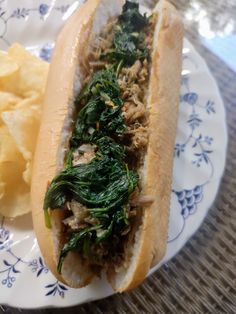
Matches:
[0,92,22,114]
[14,91,41,110]
[0,43,49,217]
[0,44,49,97]
[0,152,25,184]
[0,51,19,77]
[0,67,20,95]
[2,104,41,161]
[0,125,22,162]
[8,44,49,97]
[18,60,48,97]
[0,128,30,217]
[0,191,30,217]
[0,161,30,217]
[23,161,31,185]
[8,43,39,65]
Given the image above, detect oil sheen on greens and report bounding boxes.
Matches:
[43,1,149,273]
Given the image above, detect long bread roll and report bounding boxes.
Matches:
[31,0,184,292]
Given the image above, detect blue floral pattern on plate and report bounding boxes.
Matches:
[45,281,68,297]
[0,0,227,309]
[0,217,67,293]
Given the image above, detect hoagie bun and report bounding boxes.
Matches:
[31,0,184,291]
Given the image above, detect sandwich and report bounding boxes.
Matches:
[31,0,184,291]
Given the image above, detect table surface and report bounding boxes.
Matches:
[1,1,236,313]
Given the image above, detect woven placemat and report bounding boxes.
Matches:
[1,1,236,313]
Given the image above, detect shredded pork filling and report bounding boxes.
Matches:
[62,13,156,270]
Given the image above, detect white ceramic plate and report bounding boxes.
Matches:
[0,0,227,309]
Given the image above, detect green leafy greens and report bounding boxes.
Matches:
[102,1,149,65]
[44,137,138,211]
[119,1,148,32]
[70,67,125,147]
[45,136,138,272]
[44,0,150,272]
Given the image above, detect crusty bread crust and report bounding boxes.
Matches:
[109,0,184,291]
[31,0,183,291]
[150,1,184,267]
[31,0,102,285]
